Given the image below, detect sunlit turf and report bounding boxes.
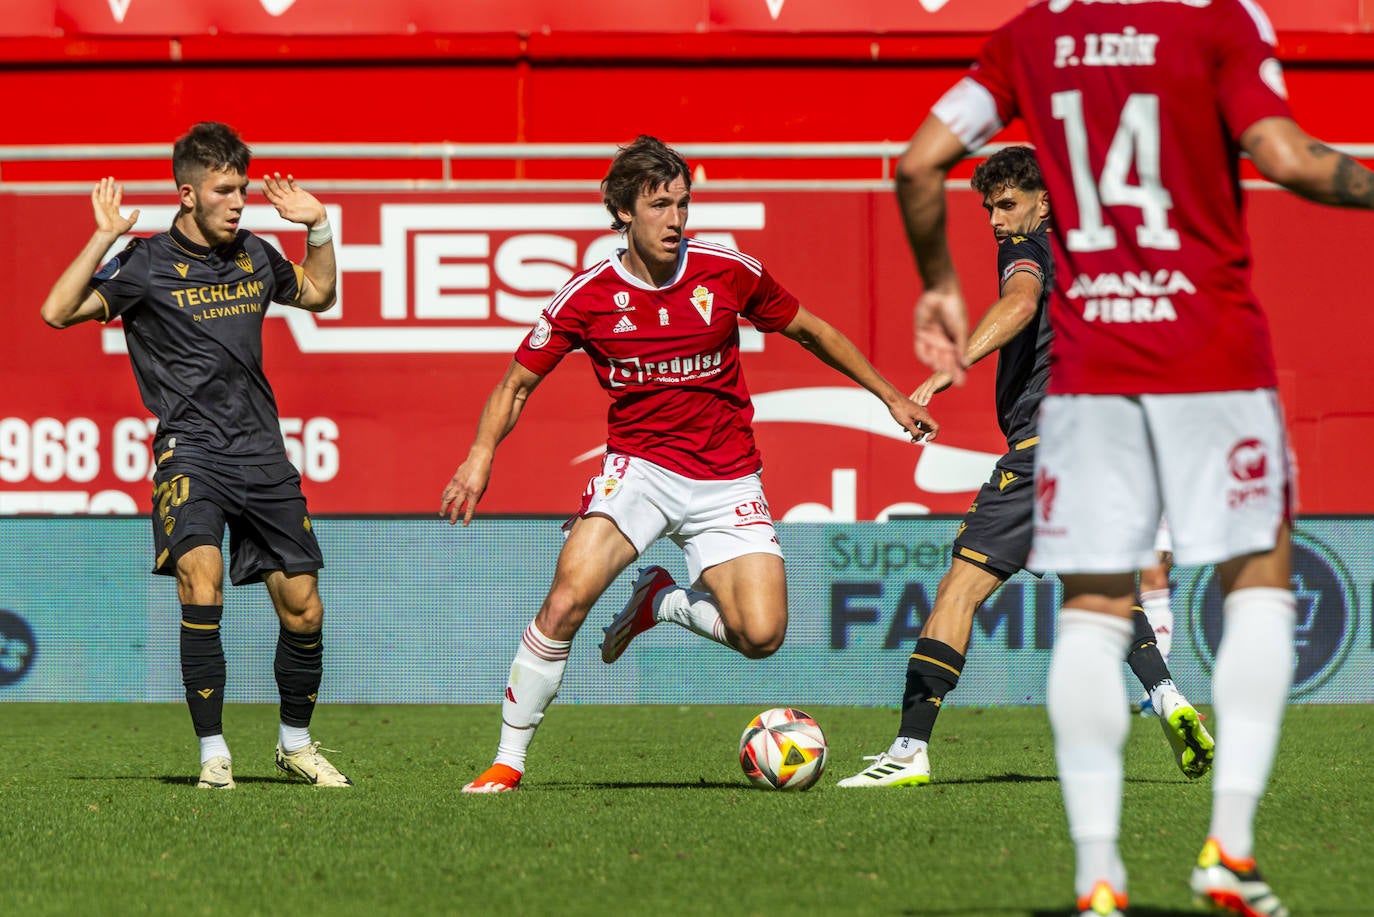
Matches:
[1,703,1368,916]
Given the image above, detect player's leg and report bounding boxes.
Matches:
[837,442,1030,787]
[232,460,346,785]
[262,569,351,787]
[468,514,640,793]
[152,464,235,788]
[838,557,1005,788]
[1147,390,1294,916]
[604,466,783,661]
[1032,394,1163,912]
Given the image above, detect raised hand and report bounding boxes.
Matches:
[92,176,139,237]
[261,172,326,228]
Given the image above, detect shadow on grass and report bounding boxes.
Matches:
[67,775,291,786]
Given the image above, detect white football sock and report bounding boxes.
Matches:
[1209,587,1296,860]
[279,724,312,754]
[657,586,730,646]
[1049,609,1132,898]
[199,734,230,764]
[1139,588,1174,661]
[494,621,571,773]
[887,736,928,759]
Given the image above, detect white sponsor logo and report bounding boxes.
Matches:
[1066,269,1194,324]
[99,202,767,356]
[612,315,638,334]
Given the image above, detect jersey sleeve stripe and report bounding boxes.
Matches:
[686,238,763,276]
[547,260,613,317]
[1237,0,1278,46]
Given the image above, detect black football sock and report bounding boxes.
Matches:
[180,604,226,738]
[275,625,323,728]
[897,637,966,743]
[1126,605,1173,695]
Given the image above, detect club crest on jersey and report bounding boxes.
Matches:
[690,285,714,324]
[659,307,669,326]
[614,291,633,312]
[600,476,622,499]
[174,262,190,279]
[234,250,253,274]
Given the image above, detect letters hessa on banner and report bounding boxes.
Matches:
[98,198,767,357]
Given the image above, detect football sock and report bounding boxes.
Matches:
[494,621,570,772]
[199,734,231,765]
[896,637,964,743]
[279,724,312,754]
[1125,605,1173,696]
[1209,587,1296,860]
[1048,609,1132,899]
[886,735,928,759]
[657,586,730,646]
[180,603,226,738]
[1139,587,1174,660]
[275,625,323,729]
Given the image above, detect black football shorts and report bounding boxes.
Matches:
[150,455,324,585]
[950,437,1039,579]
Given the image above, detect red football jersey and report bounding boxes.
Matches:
[514,238,800,479]
[937,0,1293,395]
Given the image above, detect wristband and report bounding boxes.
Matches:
[307,220,333,247]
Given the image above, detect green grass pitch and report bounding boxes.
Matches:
[1,703,1368,916]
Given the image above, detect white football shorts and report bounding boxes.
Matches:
[569,451,783,584]
[1028,389,1293,573]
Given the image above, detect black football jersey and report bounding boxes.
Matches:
[992,226,1054,444]
[89,224,303,463]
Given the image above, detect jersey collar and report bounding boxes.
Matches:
[169,223,214,259]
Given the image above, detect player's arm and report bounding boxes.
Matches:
[1242,117,1374,208]
[40,177,140,329]
[261,172,338,312]
[780,306,939,443]
[440,359,546,525]
[897,114,976,383]
[912,269,1041,406]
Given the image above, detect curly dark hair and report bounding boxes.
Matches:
[172,122,251,187]
[970,145,1044,197]
[601,135,691,232]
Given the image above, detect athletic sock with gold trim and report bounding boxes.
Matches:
[180,603,226,738]
[275,625,323,729]
[897,637,965,742]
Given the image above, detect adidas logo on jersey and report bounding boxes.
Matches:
[613,315,638,334]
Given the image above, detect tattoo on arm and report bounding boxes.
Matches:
[1332,154,1374,208]
[1306,141,1338,159]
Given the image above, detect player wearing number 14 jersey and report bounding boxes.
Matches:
[897,2,1374,915]
[441,135,934,794]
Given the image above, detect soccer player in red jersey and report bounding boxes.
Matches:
[898,2,1374,915]
[441,135,935,794]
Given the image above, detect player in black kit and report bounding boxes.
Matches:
[40,121,351,788]
[838,146,1214,788]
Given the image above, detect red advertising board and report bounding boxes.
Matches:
[3,188,1370,517]
[6,0,1368,37]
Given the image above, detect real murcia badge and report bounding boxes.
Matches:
[690,285,714,324]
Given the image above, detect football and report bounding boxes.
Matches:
[738,707,828,791]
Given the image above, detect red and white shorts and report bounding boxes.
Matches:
[568,451,783,583]
[1028,390,1294,573]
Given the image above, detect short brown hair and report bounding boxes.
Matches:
[172,122,251,187]
[601,135,691,232]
